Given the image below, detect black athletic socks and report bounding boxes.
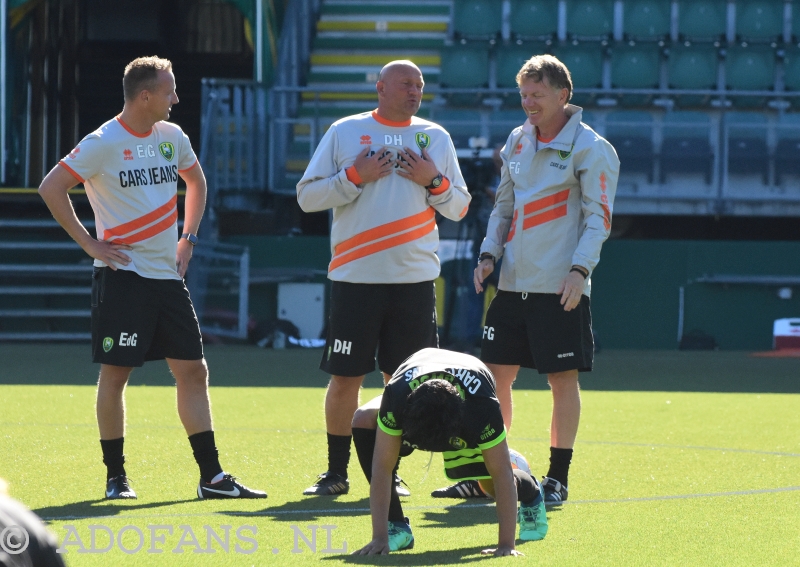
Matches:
[100,437,126,480]
[546,447,573,487]
[327,433,352,478]
[513,468,538,503]
[188,430,224,483]
[352,427,405,523]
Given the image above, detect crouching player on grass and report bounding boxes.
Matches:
[351,348,548,555]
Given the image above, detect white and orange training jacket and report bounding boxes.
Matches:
[297,111,471,284]
[480,105,620,297]
[59,116,198,280]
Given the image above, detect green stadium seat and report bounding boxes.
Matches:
[667,44,719,107]
[660,111,714,183]
[509,0,559,42]
[678,1,726,43]
[623,0,671,43]
[610,44,662,106]
[453,0,503,42]
[775,113,800,183]
[605,111,655,181]
[496,45,548,88]
[724,45,775,108]
[432,109,484,148]
[489,109,528,146]
[725,112,768,182]
[439,45,490,105]
[550,44,604,106]
[736,1,784,44]
[566,0,614,42]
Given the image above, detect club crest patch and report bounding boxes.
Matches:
[558,145,573,160]
[159,142,175,162]
[415,132,430,150]
[103,337,114,352]
[449,437,467,450]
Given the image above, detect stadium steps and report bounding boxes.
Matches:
[279,0,448,191]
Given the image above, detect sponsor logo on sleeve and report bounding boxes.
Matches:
[381,412,397,429]
[479,423,496,441]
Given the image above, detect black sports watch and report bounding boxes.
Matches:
[180,233,198,246]
[425,173,444,190]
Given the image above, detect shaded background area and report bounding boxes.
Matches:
[1,343,798,393]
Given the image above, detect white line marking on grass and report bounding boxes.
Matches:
[39,486,800,522]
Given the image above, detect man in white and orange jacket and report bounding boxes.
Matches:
[296,60,471,497]
[434,54,619,506]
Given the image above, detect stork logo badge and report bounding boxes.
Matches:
[558,145,573,160]
[159,142,175,162]
[415,132,430,150]
[102,337,114,352]
[449,437,467,450]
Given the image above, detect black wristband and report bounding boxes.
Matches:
[479,252,495,265]
[570,267,588,278]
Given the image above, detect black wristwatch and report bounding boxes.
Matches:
[425,173,444,190]
[181,233,198,246]
[478,252,495,265]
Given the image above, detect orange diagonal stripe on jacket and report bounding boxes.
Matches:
[103,195,178,244]
[330,207,436,271]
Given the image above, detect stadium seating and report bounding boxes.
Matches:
[610,44,661,106]
[667,43,719,107]
[488,109,528,146]
[496,44,548,89]
[605,111,655,181]
[550,43,604,106]
[725,111,769,183]
[677,0,727,43]
[660,111,714,183]
[452,0,503,42]
[775,113,800,184]
[439,45,490,105]
[432,108,484,147]
[566,0,615,43]
[735,1,783,44]
[623,0,671,43]
[509,0,559,43]
[724,45,775,108]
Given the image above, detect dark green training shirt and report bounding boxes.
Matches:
[377,348,507,481]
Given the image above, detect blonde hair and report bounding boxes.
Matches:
[516,54,573,102]
[123,56,173,101]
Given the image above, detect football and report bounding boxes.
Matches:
[508,448,532,475]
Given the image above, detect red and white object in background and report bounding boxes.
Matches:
[773,318,800,350]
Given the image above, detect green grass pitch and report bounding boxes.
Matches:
[1,344,799,566]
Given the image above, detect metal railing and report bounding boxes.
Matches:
[185,242,250,340]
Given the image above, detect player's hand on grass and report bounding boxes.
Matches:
[558,269,585,311]
[353,146,394,184]
[481,545,523,557]
[353,538,391,555]
[176,238,194,278]
[84,239,131,270]
[395,146,439,188]
[474,259,495,293]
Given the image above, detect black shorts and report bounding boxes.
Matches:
[91,267,204,367]
[481,290,593,374]
[320,280,438,377]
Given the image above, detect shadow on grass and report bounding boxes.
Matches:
[323,545,491,565]
[419,501,496,528]
[34,498,196,521]
[217,496,371,521]
[3,344,800,393]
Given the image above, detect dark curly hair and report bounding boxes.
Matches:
[402,379,465,451]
